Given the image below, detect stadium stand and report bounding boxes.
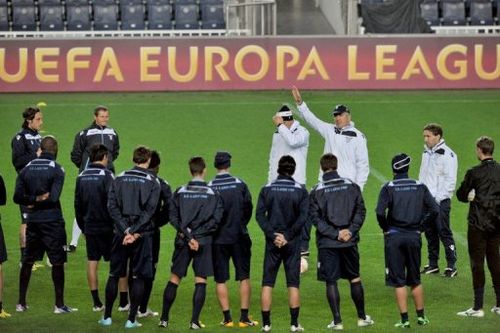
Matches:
[0,0,230,33]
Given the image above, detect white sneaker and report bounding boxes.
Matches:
[16,304,29,312]
[290,324,304,332]
[300,257,309,274]
[457,308,484,317]
[491,307,500,315]
[118,304,130,312]
[327,321,344,330]
[261,324,272,332]
[93,305,105,312]
[137,308,159,318]
[358,315,374,327]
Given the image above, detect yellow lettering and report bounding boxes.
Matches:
[140,47,161,82]
[205,47,230,81]
[67,47,91,82]
[297,46,330,80]
[348,46,370,80]
[234,45,269,82]
[35,48,59,83]
[437,44,467,80]
[475,44,500,81]
[93,47,124,82]
[401,46,434,80]
[276,46,299,80]
[168,47,198,83]
[0,48,28,83]
[376,45,397,80]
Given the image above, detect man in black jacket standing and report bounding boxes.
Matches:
[256,155,308,332]
[11,106,43,263]
[208,151,256,327]
[159,157,223,330]
[376,153,439,328]
[68,105,120,253]
[14,136,77,314]
[138,150,172,318]
[456,136,500,318]
[0,173,9,318]
[99,146,160,328]
[74,144,114,312]
[310,153,373,330]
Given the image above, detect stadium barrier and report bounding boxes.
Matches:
[0,35,499,92]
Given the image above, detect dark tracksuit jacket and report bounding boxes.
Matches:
[74,163,114,235]
[376,173,439,233]
[456,158,500,233]
[170,180,224,246]
[107,166,160,236]
[71,122,120,173]
[309,171,366,249]
[208,173,253,245]
[256,175,308,244]
[11,127,42,173]
[13,153,65,223]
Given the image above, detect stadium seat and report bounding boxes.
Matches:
[67,5,91,30]
[14,0,35,5]
[38,0,62,5]
[12,5,37,31]
[420,1,440,26]
[121,0,143,5]
[93,4,119,30]
[0,4,8,31]
[66,0,89,5]
[470,0,494,25]
[92,0,116,5]
[39,4,65,31]
[175,0,198,4]
[200,0,224,4]
[442,1,467,25]
[175,4,199,29]
[146,0,170,5]
[120,3,146,30]
[147,3,172,29]
[201,3,225,29]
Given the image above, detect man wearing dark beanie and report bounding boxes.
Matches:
[208,152,256,327]
[376,153,439,328]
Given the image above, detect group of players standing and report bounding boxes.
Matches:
[0,86,499,331]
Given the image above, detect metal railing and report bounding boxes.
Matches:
[431,25,500,35]
[225,0,276,36]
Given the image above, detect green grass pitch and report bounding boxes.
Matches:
[0,90,499,333]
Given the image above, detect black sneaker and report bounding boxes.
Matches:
[421,265,439,274]
[443,268,457,278]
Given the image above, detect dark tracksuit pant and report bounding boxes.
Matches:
[424,199,457,268]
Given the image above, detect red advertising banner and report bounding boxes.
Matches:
[0,36,499,92]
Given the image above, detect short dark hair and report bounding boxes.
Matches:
[94,105,108,116]
[40,135,58,156]
[476,136,494,155]
[89,144,108,163]
[133,145,152,164]
[22,106,41,129]
[189,156,206,176]
[320,153,338,172]
[277,155,296,177]
[423,123,443,137]
[149,150,161,170]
